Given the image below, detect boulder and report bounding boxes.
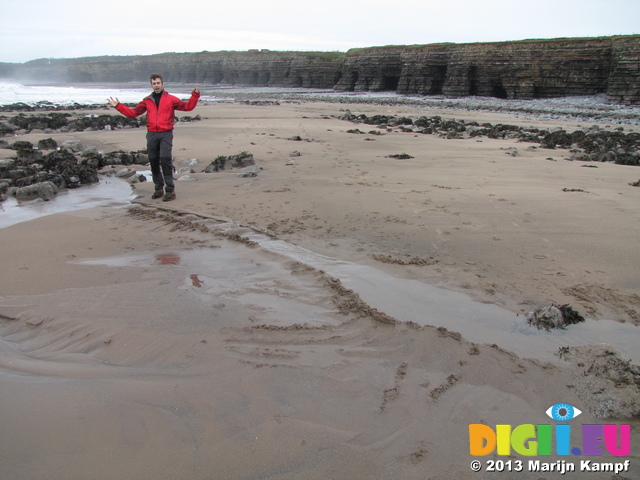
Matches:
[60,140,86,153]
[67,176,81,188]
[80,152,105,170]
[179,158,199,167]
[15,181,59,201]
[40,150,99,186]
[237,166,261,177]
[505,147,519,157]
[115,167,136,178]
[98,168,118,177]
[177,175,197,182]
[128,174,147,184]
[0,122,17,135]
[37,138,58,150]
[204,151,255,172]
[15,147,43,162]
[133,153,149,165]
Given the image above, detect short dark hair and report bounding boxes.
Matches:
[150,74,163,83]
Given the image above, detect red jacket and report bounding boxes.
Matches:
[116,90,200,132]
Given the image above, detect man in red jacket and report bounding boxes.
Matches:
[108,74,200,201]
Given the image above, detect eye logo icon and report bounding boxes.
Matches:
[546,403,582,422]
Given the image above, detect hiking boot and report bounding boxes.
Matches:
[162,191,176,202]
[152,189,164,199]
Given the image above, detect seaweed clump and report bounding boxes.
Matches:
[526,304,585,331]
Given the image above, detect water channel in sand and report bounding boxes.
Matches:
[4,178,640,365]
[78,239,640,365]
[0,176,137,229]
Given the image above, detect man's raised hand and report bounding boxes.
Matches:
[107,97,119,107]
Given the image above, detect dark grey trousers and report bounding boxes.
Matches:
[146,130,175,193]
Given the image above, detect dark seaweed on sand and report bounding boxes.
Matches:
[555,304,586,326]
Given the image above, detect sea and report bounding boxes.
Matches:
[0,81,362,107]
[0,81,218,106]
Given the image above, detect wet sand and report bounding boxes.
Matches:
[1,101,639,479]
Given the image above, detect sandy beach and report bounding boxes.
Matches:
[1,100,639,479]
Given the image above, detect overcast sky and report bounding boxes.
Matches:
[2,0,638,63]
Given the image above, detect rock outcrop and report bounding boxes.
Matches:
[3,36,639,104]
[335,36,640,104]
[0,140,128,202]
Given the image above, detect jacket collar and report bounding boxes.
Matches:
[145,90,168,99]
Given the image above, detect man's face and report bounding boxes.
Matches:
[151,78,164,94]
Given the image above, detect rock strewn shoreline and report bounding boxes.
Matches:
[2,100,639,203]
[339,110,640,166]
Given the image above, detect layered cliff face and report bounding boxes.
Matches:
[4,36,639,104]
[10,51,345,89]
[335,36,640,104]
[607,37,640,104]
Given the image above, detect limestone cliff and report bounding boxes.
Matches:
[9,51,344,89]
[3,36,639,104]
[335,36,639,104]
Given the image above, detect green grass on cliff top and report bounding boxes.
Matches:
[345,34,640,55]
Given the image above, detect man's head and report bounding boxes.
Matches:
[150,74,164,94]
